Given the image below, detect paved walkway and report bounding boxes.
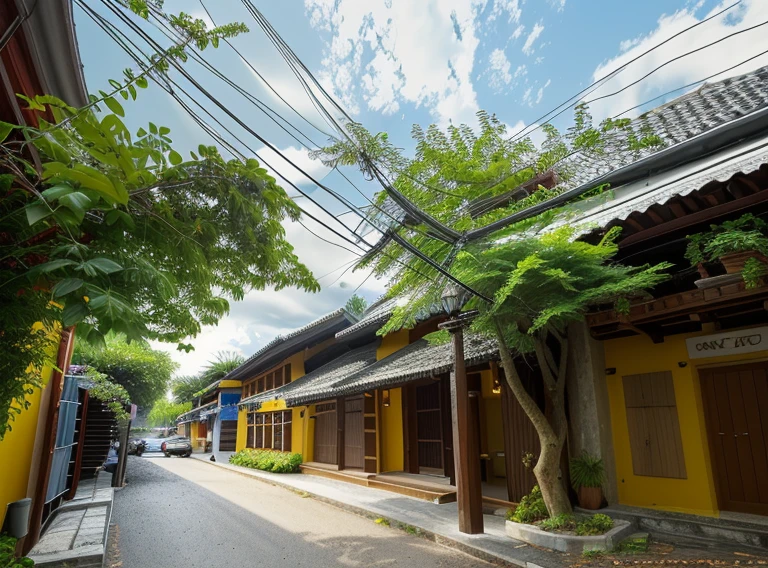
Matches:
[189,453,555,567]
[114,456,504,568]
[28,473,114,567]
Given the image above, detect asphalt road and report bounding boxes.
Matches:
[112,455,491,568]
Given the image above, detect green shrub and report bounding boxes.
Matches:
[538,514,576,532]
[509,485,548,524]
[229,449,303,473]
[0,534,34,567]
[575,513,614,536]
[569,452,604,490]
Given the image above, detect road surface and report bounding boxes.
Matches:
[112,455,491,567]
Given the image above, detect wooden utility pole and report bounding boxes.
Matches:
[442,319,484,534]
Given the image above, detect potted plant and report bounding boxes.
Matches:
[569,452,604,510]
[685,214,768,287]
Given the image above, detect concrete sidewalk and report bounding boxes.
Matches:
[28,472,114,568]
[189,453,556,568]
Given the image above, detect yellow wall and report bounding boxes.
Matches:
[0,367,53,528]
[377,330,409,360]
[380,388,404,472]
[218,380,242,389]
[292,407,305,458]
[236,410,247,452]
[605,326,768,517]
[189,421,201,449]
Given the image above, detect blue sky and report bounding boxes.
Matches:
[74,0,768,374]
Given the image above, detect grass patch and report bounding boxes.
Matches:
[374,517,390,527]
[229,449,303,473]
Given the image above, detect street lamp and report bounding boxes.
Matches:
[438,284,484,535]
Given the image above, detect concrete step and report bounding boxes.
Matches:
[598,505,768,552]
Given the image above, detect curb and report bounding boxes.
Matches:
[191,456,555,568]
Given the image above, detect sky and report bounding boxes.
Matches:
[73,0,768,376]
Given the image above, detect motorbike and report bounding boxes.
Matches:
[127,439,146,456]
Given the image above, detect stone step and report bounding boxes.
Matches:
[598,505,768,552]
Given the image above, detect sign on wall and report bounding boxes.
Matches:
[686,326,768,359]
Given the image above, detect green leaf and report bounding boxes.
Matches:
[104,209,135,229]
[0,121,17,143]
[58,191,92,221]
[136,76,149,89]
[149,122,158,135]
[159,126,171,136]
[136,127,147,137]
[84,258,123,274]
[61,301,89,327]
[35,259,78,273]
[26,203,53,226]
[51,278,84,298]
[128,84,137,100]
[119,90,129,100]
[103,96,125,117]
[168,150,183,166]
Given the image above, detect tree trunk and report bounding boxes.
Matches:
[493,319,572,517]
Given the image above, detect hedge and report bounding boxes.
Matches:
[229,449,303,473]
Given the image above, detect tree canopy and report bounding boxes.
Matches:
[148,399,192,429]
[315,109,669,516]
[171,351,245,403]
[344,294,368,318]
[74,334,177,408]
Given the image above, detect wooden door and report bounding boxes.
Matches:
[500,372,540,502]
[314,403,337,465]
[344,397,365,469]
[416,381,444,474]
[219,420,237,451]
[700,363,768,516]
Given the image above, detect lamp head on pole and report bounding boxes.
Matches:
[441,282,465,316]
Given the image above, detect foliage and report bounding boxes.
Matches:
[0,296,58,440]
[570,452,605,490]
[171,351,244,403]
[685,214,768,265]
[81,368,131,425]
[229,448,303,473]
[575,513,614,536]
[0,534,33,568]
[538,513,576,532]
[317,107,668,518]
[344,294,368,318]
[508,486,548,524]
[74,335,176,408]
[0,3,314,438]
[374,517,390,527]
[171,375,211,404]
[147,399,191,428]
[742,256,766,289]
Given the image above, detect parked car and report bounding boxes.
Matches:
[162,437,192,457]
[127,438,146,456]
[143,437,166,453]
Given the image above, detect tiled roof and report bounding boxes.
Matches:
[335,294,444,340]
[176,400,217,423]
[239,342,380,409]
[331,335,498,398]
[224,308,358,382]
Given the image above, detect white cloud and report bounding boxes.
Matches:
[548,0,566,12]
[511,24,525,40]
[487,48,513,92]
[304,0,505,127]
[522,22,545,56]
[587,0,768,121]
[536,79,551,104]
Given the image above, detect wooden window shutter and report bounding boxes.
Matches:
[622,371,687,479]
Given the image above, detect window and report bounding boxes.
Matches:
[246,411,292,452]
[623,371,687,479]
[243,364,294,398]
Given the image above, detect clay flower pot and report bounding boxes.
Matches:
[577,486,602,510]
[719,251,768,274]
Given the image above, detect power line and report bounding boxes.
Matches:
[507,0,743,143]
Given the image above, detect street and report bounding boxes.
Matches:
[112,456,491,567]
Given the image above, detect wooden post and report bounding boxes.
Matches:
[336,396,345,470]
[448,325,484,534]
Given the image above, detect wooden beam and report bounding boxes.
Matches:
[620,188,768,248]
[336,396,345,471]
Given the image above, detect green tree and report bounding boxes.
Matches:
[147,399,191,430]
[344,294,368,317]
[0,4,317,438]
[74,334,177,409]
[315,110,668,516]
[171,351,244,403]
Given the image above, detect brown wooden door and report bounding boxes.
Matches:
[314,403,337,465]
[416,381,444,474]
[219,420,237,451]
[344,397,365,469]
[700,363,768,516]
[500,374,540,502]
